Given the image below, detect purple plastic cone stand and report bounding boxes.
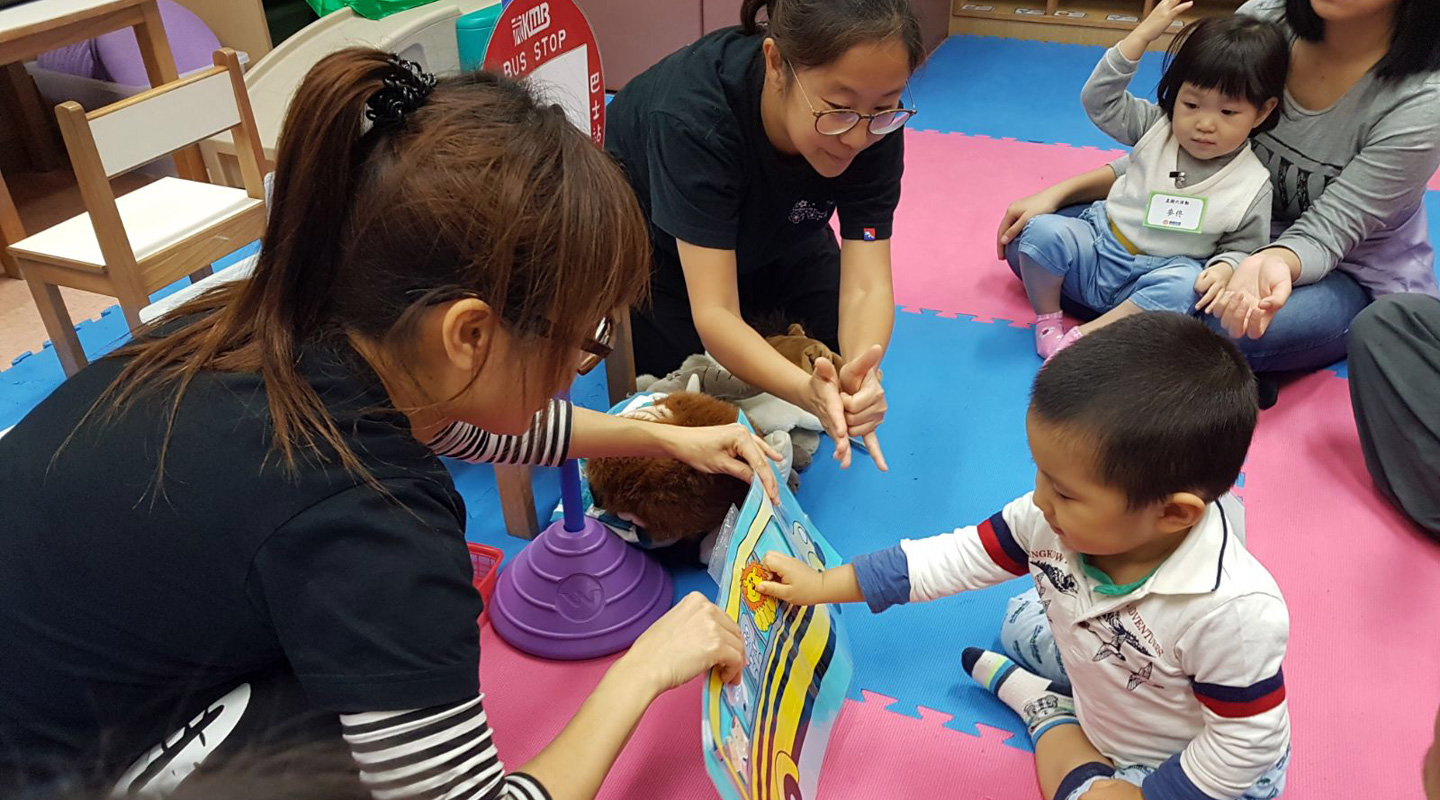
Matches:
[491,460,673,660]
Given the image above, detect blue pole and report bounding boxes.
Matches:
[558,387,585,532]
[561,459,585,532]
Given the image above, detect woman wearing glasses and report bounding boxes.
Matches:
[605,0,924,470]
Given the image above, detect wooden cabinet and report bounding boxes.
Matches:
[951,0,1240,46]
[584,0,953,91]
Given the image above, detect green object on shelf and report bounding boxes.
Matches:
[303,0,442,20]
[456,5,502,72]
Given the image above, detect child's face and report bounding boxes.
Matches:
[1026,413,1188,556]
[1171,82,1278,161]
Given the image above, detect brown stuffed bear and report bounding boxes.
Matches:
[765,323,845,374]
[585,391,751,545]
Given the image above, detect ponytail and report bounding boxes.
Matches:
[741,0,925,72]
[739,0,772,35]
[244,50,396,345]
[78,49,651,486]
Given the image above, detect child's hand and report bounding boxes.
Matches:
[1194,262,1233,314]
[1080,779,1145,800]
[1121,0,1193,58]
[755,553,829,606]
[997,190,1061,259]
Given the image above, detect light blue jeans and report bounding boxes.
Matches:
[1001,588,1290,800]
[1017,202,1205,315]
[1006,205,1373,374]
[1061,758,1287,800]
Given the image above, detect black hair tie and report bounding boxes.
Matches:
[365,54,437,131]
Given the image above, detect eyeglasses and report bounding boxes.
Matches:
[576,316,614,376]
[787,61,916,137]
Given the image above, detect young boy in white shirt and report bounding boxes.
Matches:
[759,313,1290,800]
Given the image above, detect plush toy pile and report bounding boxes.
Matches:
[576,324,841,554]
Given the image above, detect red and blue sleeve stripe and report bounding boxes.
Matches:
[1192,669,1286,718]
[977,512,1028,576]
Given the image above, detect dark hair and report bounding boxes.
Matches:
[1157,16,1289,135]
[1285,0,1440,80]
[740,0,925,72]
[90,49,650,479]
[1030,313,1258,508]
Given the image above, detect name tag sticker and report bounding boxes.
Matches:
[1144,192,1206,233]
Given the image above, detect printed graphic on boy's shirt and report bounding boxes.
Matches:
[1119,661,1161,692]
[1087,611,1153,664]
[1034,560,1078,596]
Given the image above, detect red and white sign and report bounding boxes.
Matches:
[484,0,605,145]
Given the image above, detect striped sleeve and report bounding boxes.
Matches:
[426,400,572,467]
[896,495,1041,605]
[340,695,550,800]
[1149,594,1290,800]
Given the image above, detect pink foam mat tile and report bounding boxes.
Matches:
[478,628,1046,798]
[892,131,1122,325]
[1243,372,1440,799]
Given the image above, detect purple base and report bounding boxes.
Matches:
[491,515,673,661]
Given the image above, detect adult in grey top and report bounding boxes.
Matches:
[1205,0,1440,372]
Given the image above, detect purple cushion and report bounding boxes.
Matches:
[35,41,102,79]
[94,0,220,87]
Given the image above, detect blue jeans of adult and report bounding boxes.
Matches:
[1004,205,1373,374]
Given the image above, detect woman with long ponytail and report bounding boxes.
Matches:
[606,0,927,472]
[0,50,764,800]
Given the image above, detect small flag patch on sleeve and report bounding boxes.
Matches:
[863,227,877,241]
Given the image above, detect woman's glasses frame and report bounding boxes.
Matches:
[786,60,917,137]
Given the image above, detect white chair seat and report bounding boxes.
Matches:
[9,178,262,269]
[139,251,259,324]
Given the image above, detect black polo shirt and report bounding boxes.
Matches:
[605,26,905,287]
[0,342,482,784]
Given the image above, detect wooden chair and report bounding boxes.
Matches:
[496,307,637,539]
[7,48,267,377]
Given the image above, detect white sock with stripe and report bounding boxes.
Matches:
[962,647,1076,741]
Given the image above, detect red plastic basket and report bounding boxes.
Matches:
[468,543,505,626]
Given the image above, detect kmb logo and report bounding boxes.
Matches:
[511,3,552,45]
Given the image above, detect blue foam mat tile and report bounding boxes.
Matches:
[788,310,1042,748]
[910,36,1166,148]
[0,243,263,430]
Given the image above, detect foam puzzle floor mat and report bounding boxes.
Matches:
[910,36,1167,148]
[912,36,1440,190]
[468,313,1440,799]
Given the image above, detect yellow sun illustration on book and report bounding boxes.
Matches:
[740,563,778,632]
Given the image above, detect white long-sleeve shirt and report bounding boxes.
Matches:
[853,493,1290,800]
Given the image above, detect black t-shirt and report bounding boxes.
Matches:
[0,342,482,781]
[605,26,905,287]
